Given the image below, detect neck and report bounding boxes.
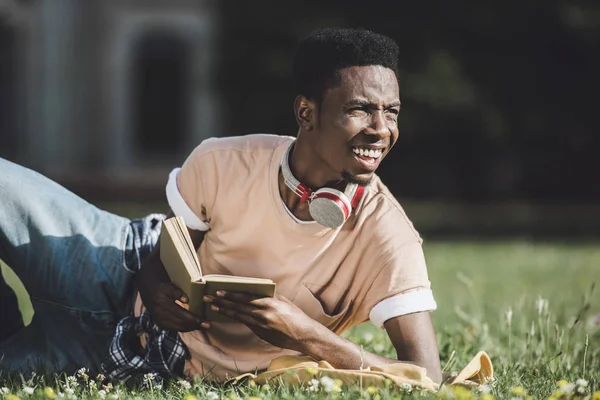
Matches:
[287,135,345,191]
[278,168,313,221]
[277,134,342,222]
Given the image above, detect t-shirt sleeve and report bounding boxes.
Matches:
[362,240,436,328]
[166,141,217,231]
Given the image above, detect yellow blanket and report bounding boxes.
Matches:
[228,351,493,392]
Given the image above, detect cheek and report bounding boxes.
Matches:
[336,117,364,139]
[392,125,400,140]
[321,118,355,144]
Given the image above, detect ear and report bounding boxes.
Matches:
[293,95,316,132]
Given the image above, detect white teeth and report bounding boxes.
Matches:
[353,147,383,159]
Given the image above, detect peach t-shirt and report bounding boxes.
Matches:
[162,134,433,381]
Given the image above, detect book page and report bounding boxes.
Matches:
[161,217,202,283]
[173,216,203,280]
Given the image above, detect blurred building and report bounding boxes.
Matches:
[0,0,219,197]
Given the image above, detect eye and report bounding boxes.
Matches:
[347,107,368,116]
[385,108,400,121]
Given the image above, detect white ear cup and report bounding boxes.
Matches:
[308,188,351,228]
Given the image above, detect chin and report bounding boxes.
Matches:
[341,170,373,186]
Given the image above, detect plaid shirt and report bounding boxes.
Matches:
[101,310,189,381]
[101,214,190,381]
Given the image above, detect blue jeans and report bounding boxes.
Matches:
[0,158,163,376]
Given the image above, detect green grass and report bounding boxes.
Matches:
[1,240,599,399]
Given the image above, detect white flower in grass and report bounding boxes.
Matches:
[22,386,35,395]
[206,391,219,400]
[143,373,156,384]
[97,390,106,399]
[319,376,339,393]
[400,382,412,392]
[478,384,492,394]
[1,387,10,394]
[178,380,192,390]
[64,388,74,396]
[574,379,589,395]
[307,378,319,392]
[56,392,65,399]
[76,368,89,381]
[576,378,588,387]
[484,376,497,386]
[66,377,78,388]
[88,381,97,391]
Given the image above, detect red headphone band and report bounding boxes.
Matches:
[294,183,365,213]
[350,185,366,210]
[297,183,312,203]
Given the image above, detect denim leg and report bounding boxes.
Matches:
[0,273,23,342]
[0,158,142,375]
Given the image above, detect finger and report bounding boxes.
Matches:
[155,300,207,329]
[156,310,211,331]
[175,299,190,310]
[158,282,189,303]
[210,303,264,327]
[209,298,271,327]
[207,295,259,316]
[215,290,266,305]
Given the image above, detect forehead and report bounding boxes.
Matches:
[327,65,399,105]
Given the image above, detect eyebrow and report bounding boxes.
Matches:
[344,99,402,108]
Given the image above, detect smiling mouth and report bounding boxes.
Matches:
[351,146,384,170]
[352,146,383,159]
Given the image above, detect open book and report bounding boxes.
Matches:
[160,216,276,322]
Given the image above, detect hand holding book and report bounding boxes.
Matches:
[203,290,323,352]
[160,216,276,323]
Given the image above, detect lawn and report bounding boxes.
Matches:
[1,239,598,399]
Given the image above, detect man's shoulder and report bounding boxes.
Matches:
[193,134,294,157]
[360,176,422,243]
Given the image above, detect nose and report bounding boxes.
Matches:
[365,110,390,139]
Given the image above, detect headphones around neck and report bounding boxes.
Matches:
[281,142,367,228]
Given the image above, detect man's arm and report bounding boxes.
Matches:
[207,292,442,383]
[291,310,442,383]
[136,210,210,331]
[384,312,442,382]
[295,311,441,383]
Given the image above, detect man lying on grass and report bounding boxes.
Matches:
[0,27,442,384]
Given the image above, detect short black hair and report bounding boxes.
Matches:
[293,28,399,103]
